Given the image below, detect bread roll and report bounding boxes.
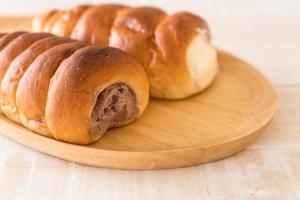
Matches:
[109,7,166,67]
[45,46,148,144]
[17,42,85,137]
[51,5,91,37]
[0,32,149,145]
[33,4,219,99]
[1,36,72,122]
[71,4,128,45]
[32,10,58,32]
[0,32,52,115]
[148,12,218,98]
[43,11,64,32]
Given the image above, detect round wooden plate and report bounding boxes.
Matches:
[0,51,276,170]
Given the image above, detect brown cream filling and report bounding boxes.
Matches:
[90,83,138,140]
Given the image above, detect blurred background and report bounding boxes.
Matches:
[0,0,298,85]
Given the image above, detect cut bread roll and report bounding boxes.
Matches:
[0,32,149,145]
[33,4,219,99]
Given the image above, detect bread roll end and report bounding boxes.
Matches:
[187,31,218,92]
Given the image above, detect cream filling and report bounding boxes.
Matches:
[187,32,219,91]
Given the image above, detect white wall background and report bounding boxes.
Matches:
[0,0,298,16]
[0,0,299,85]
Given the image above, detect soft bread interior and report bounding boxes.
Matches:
[187,31,218,91]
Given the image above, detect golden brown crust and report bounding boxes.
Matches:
[109,7,166,67]
[51,5,91,37]
[0,32,53,115]
[43,11,64,32]
[17,42,85,137]
[0,32,53,83]
[0,36,73,123]
[33,5,218,99]
[0,32,26,51]
[32,10,58,32]
[71,4,128,45]
[45,46,148,144]
[148,12,210,98]
[0,31,148,145]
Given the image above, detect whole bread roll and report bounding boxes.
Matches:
[0,32,149,145]
[33,4,218,99]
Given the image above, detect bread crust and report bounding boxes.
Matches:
[17,42,85,137]
[45,46,148,144]
[109,7,166,67]
[0,32,26,51]
[0,32,148,145]
[43,11,64,32]
[0,32,52,113]
[32,10,58,32]
[148,12,211,98]
[0,36,73,123]
[71,4,128,45]
[33,5,219,99]
[51,5,91,37]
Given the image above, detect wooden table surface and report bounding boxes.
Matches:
[0,1,299,199]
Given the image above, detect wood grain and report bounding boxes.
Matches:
[0,50,276,169]
[0,85,297,199]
